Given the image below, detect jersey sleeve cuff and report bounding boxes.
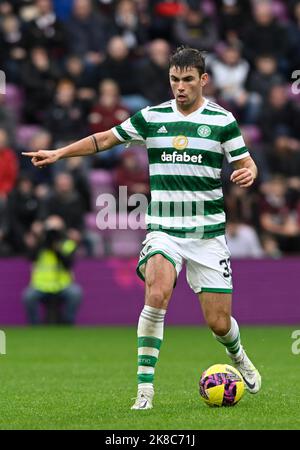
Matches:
[111,127,126,142]
[227,150,250,163]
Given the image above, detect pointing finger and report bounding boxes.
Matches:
[22,152,37,157]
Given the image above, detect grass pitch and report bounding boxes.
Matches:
[0,326,299,430]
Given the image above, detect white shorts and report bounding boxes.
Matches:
[137,231,233,294]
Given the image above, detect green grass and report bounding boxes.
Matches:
[0,326,299,430]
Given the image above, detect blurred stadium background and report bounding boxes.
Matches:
[0,0,300,325]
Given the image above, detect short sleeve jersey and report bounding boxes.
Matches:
[112,98,250,239]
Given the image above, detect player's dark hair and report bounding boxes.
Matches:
[169,46,206,77]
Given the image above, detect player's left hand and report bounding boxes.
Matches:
[230,168,255,188]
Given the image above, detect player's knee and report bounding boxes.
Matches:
[146,288,171,309]
[207,315,231,336]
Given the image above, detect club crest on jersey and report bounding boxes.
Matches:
[172,135,188,150]
[197,125,211,137]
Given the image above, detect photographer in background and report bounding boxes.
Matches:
[23,215,82,325]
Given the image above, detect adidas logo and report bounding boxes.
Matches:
[157,126,168,133]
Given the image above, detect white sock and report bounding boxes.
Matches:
[213,316,242,359]
[137,305,166,391]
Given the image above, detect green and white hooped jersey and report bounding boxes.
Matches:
[112,98,250,239]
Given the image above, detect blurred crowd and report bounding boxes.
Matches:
[1,0,300,259]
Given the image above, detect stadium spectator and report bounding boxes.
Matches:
[0,128,19,256]
[39,172,85,242]
[137,39,171,105]
[0,128,19,199]
[21,46,60,123]
[225,183,259,229]
[23,0,67,59]
[114,148,150,202]
[267,134,300,179]
[0,94,16,146]
[258,84,300,143]
[62,54,96,101]
[246,54,284,101]
[148,0,185,41]
[208,43,260,123]
[98,36,148,113]
[242,0,291,70]
[226,219,264,258]
[260,233,282,259]
[23,215,82,324]
[172,3,218,52]
[87,78,129,168]
[132,0,152,32]
[66,0,112,65]
[58,156,92,213]
[0,0,14,17]
[287,1,300,72]
[44,78,87,145]
[215,0,252,43]
[112,0,149,52]
[0,14,26,83]
[6,174,40,254]
[208,43,250,92]
[88,79,130,135]
[259,176,300,253]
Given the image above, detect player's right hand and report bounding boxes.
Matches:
[22,150,60,168]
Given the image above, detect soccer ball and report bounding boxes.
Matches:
[199,364,245,407]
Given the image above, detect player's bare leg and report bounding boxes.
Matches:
[131,254,176,410]
[199,292,261,393]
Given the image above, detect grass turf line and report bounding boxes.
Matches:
[0,326,299,430]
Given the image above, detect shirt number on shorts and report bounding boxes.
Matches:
[219,258,231,278]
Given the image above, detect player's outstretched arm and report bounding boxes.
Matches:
[230,156,258,188]
[22,130,121,168]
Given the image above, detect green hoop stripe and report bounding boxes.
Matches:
[138,374,154,384]
[221,120,241,144]
[149,107,173,113]
[130,111,148,140]
[201,288,233,293]
[202,108,227,117]
[138,355,158,367]
[149,197,224,217]
[229,147,249,158]
[150,174,222,192]
[226,347,240,354]
[115,125,132,141]
[146,223,226,239]
[216,335,240,347]
[138,336,162,350]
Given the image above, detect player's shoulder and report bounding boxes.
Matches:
[141,100,174,122]
[147,100,173,112]
[204,100,233,119]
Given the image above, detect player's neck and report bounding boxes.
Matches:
[175,96,206,116]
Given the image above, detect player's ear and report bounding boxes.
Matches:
[200,73,209,87]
